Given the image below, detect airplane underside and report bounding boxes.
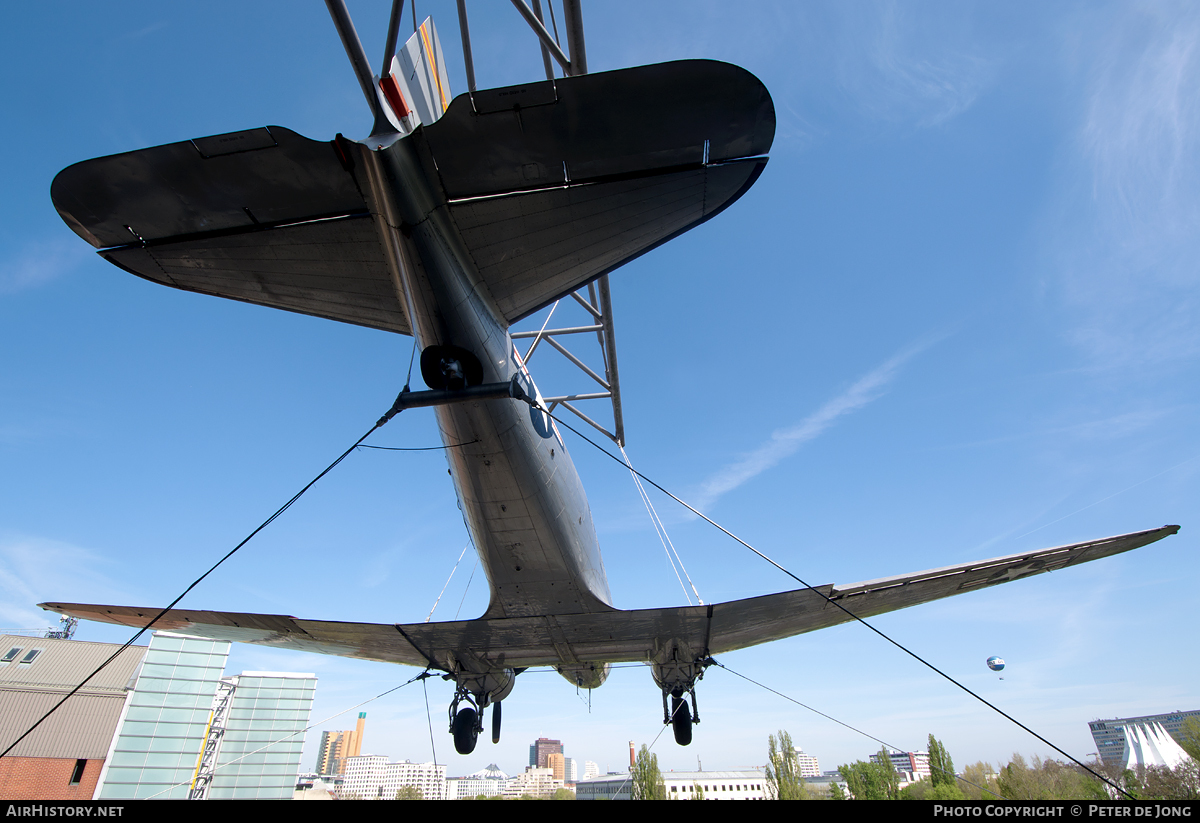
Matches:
[44,5,1179,755]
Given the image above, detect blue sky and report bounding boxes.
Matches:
[2,2,1198,781]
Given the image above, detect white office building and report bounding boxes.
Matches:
[446,764,508,799]
[340,755,447,800]
[576,769,765,800]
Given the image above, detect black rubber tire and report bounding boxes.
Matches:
[491,700,502,744]
[453,707,479,754]
[671,695,693,746]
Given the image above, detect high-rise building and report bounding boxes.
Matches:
[0,633,147,800]
[547,751,565,781]
[791,745,821,777]
[94,631,315,800]
[317,712,367,775]
[1089,710,1200,766]
[529,737,562,768]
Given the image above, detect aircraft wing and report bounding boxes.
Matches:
[51,60,774,332]
[40,526,1175,672]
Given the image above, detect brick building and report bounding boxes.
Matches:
[0,634,147,800]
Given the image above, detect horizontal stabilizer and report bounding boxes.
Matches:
[41,526,1175,674]
[52,126,408,334]
[50,61,774,333]
[425,59,775,320]
[52,126,366,249]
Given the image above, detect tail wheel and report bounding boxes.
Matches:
[453,707,479,755]
[671,695,693,746]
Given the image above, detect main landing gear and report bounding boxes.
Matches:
[446,668,515,755]
[667,690,696,746]
[451,700,482,755]
[652,641,713,746]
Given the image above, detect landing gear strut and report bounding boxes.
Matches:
[652,640,713,747]
[446,667,515,755]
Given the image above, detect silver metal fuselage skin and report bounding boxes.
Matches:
[358,133,614,622]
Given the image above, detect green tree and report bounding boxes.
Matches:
[689,782,705,800]
[828,781,847,800]
[631,744,667,800]
[1092,758,1200,801]
[395,785,423,799]
[838,747,900,800]
[1179,717,1200,763]
[928,734,956,789]
[766,730,809,799]
[960,760,1001,800]
[997,753,1106,800]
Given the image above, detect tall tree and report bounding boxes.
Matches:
[631,744,667,800]
[928,734,956,789]
[766,730,808,799]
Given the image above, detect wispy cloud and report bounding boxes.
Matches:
[691,336,939,510]
[124,21,168,41]
[0,239,90,295]
[0,536,125,629]
[833,2,996,129]
[1052,6,1200,366]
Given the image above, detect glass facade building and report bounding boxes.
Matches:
[94,632,316,800]
[95,632,230,799]
[208,672,316,799]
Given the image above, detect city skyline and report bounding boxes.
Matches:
[3,1,1197,777]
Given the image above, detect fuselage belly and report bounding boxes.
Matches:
[359,135,613,624]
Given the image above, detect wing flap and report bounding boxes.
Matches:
[41,526,1176,672]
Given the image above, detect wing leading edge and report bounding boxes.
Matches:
[41,525,1176,673]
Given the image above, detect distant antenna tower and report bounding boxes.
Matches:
[44,616,77,640]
